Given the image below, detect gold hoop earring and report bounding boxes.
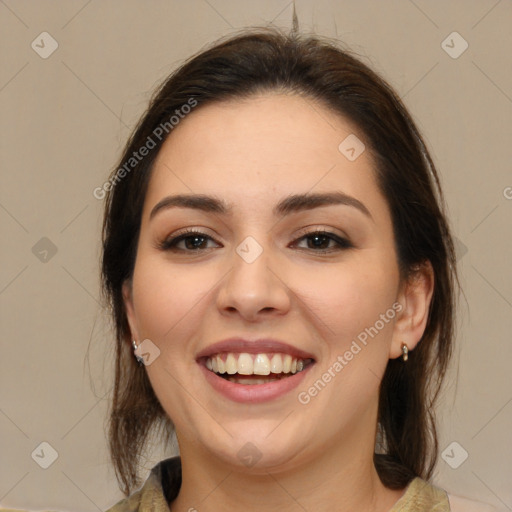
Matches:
[401,343,409,362]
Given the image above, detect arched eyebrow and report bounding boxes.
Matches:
[149,192,373,221]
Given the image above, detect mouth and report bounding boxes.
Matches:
[196,338,316,403]
[201,352,315,385]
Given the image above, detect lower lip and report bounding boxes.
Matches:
[199,363,313,404]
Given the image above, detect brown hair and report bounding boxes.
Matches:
[101,27,458,495]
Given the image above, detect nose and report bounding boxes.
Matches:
[215,239,291,322]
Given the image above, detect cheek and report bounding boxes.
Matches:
[293,262,399,425]
[294,256,399,346]
[131,255,215,343]
[130,256,216,418]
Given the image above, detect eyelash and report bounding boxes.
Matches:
[157,228,353,254]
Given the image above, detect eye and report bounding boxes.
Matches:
[157,228,353,254]
[291,230,353,253]
[157,230,221,252]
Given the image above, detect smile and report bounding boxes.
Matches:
[204,352,314,385]
[196,338,316,403]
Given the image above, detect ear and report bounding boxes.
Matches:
[122,279,140,342]
[390,261,434,359]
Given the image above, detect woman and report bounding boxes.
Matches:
[101,27,462,511]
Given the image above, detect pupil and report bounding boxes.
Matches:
[187,236,204,249]
[310,235,327,249]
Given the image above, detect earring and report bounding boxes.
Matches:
[401,343,409,362]
[132,340,144,366]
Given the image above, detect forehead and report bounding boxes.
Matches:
[143,93,386,221]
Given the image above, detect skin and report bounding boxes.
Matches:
[123,93,434,512]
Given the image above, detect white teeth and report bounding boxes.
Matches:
[205,352,309,378]
[216,355,225,374]
[237,353,254,375]
[225,353,237,374]
[253,354,270,375]
[270,354,283,374]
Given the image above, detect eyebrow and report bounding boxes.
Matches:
[149,191,373,221]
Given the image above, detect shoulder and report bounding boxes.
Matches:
[390,477,497,512]
[105,457,181,512]
[391,477,450,511]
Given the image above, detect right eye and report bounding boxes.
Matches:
[157,230,222,252]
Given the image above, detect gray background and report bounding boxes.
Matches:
[0,1,511,510]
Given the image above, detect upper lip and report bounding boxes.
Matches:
[196,337,316,361]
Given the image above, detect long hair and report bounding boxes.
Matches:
[100,27,458,495]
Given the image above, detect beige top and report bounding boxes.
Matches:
[105,457,451,512]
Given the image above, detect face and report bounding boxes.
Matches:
[123,93,419,473]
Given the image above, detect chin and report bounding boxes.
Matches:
[195,422,314,474]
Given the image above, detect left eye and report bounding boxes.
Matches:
[291,231,353,252]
